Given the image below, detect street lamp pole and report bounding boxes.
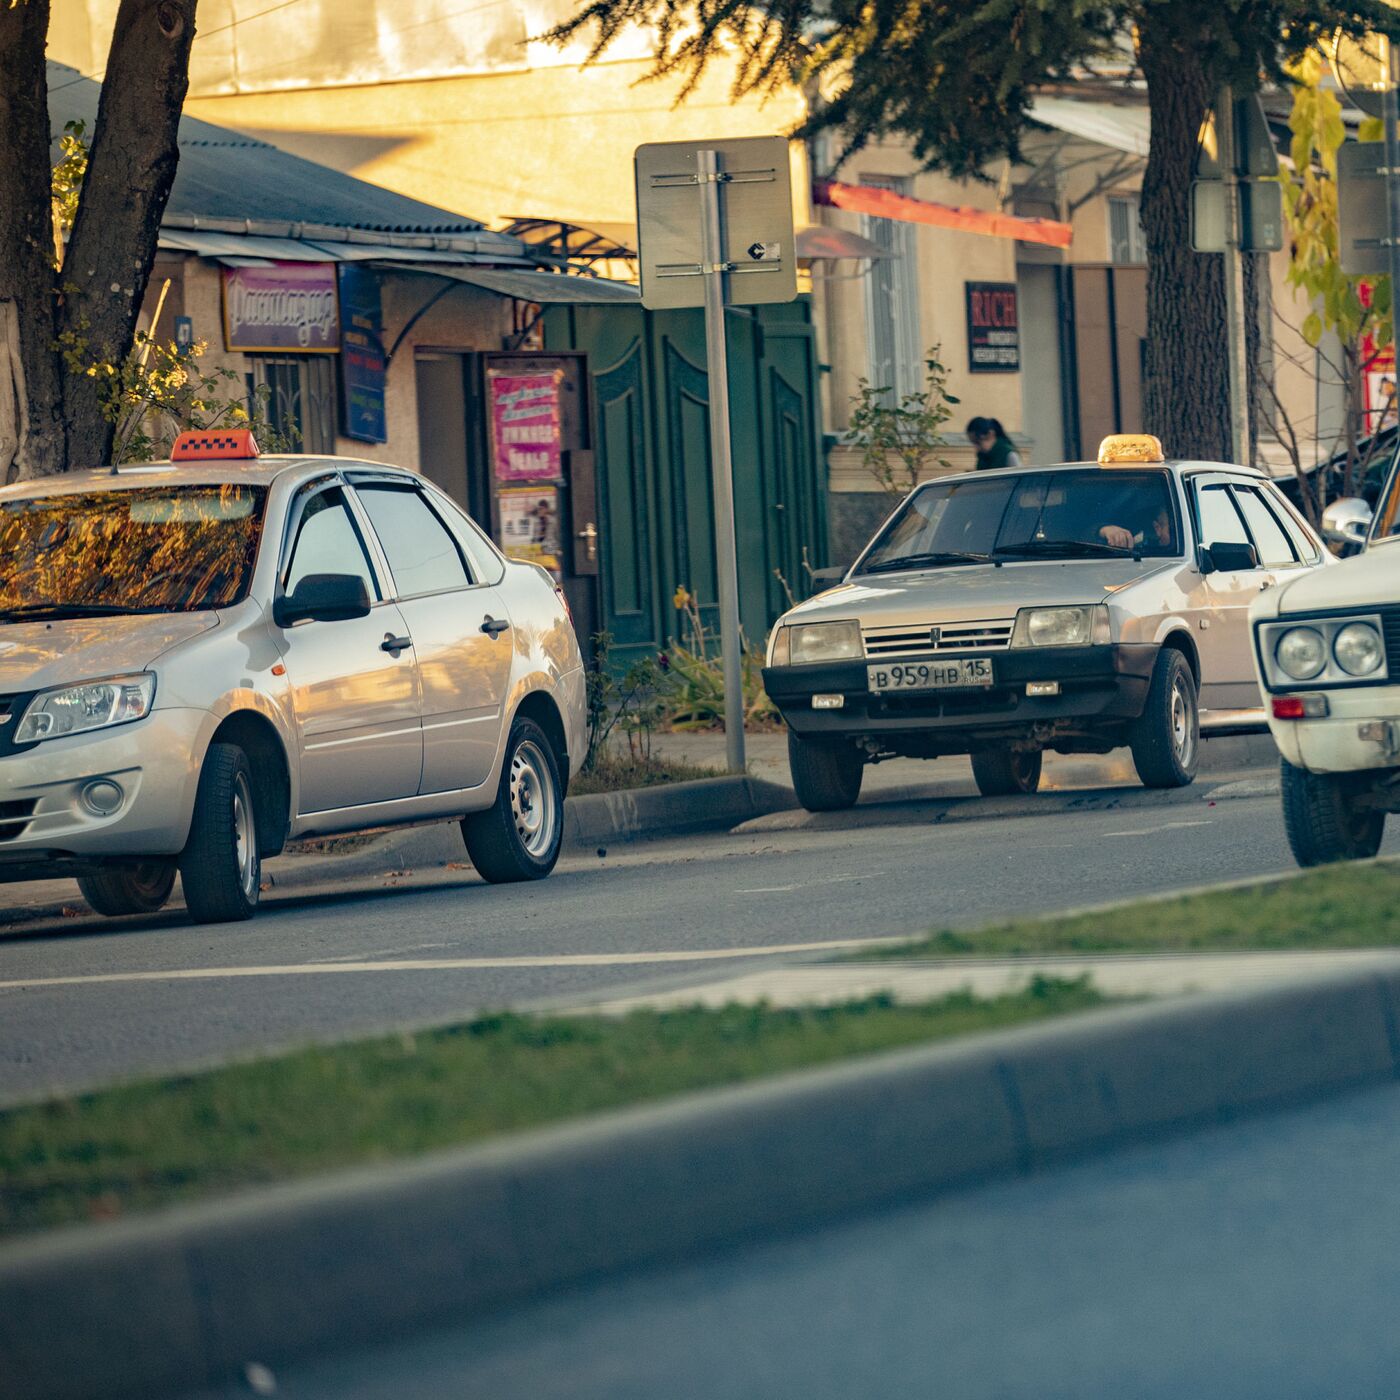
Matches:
[1216,86,1252,467]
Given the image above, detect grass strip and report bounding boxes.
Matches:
[0,976,1104,1240]
[869,860,1400,960]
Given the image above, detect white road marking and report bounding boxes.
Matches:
[1102,820,1213,839]
[737,872,882,896]
[0,936,906,993]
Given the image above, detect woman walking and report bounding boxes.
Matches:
[966,417,1022,470]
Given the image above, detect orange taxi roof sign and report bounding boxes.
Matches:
[170,429,261,462]
[1098,433,1164,465]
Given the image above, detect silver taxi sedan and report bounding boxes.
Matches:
[763,435,1329,811]
[0,431,585,922]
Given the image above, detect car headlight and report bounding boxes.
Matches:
[14,674,156,744]
[787,621,864,664]
[1275,627,1327,681]
[1333,622,1384,677]
[1011,605,1110,648]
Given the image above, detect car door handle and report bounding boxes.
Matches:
[380,633,413,655]
[481,616,511,638]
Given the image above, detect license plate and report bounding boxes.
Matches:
[867,658,995,692]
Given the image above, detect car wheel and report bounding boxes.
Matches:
[787,731,863,812]
[970,747,1042,797]
[1280,759,1385,867]
[462,718,564,882]
[1129,649,1198,789]
[76,862,177,918]
[179,742,261,924]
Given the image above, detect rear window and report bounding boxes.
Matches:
[0,485,266,619]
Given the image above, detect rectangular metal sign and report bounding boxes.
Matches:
[1339,141,1393,275]
[965,282,1020,372]
[1190,179,1284,253]
[634,137,798,310]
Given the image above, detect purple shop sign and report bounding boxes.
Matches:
[222,262,341,353]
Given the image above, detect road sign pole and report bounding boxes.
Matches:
[1383,45,1400,387]
[1216,87,1252,467]
[697,147,746,774]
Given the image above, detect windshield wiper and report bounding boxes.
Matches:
[994,539,1137,560]
[0,603,173,622]
[861,550,995,574]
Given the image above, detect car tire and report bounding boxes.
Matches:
[1129,649,1199,789]
[462,718,564,883]
[1280,759,1385,867]
[788,731,863,812]
[76,862,177,918]
[179,742,261,924]
[970,747,1043,797]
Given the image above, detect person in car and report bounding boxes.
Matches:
[1099,505,1173,553]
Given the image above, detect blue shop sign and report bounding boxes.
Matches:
[337,264,388,443]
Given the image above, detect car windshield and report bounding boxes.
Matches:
[0,485,267,619]
[856,470,1180,574]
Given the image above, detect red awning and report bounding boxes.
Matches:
[813,180,1073,249]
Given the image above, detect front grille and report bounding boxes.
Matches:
[0,799,37,843]
[1383,611,1400,674]
[863,618,1015,658]
[0,696,13,723]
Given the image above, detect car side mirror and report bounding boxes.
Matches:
[1202,540,1259,573]
[274,573,372,627]
[1321,497,1373,547]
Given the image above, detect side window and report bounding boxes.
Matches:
[354,484,471,597]
[284,487,380,600]
[1232,486,1298,567]
[426,487,506,585]
[1263,487,1322,564]
[1194,483,1250,549]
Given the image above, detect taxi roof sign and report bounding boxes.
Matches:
[170,429,261,462]
[1098,433,1164,466]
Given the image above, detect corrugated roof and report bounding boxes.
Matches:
[377,264,642,305]
[46,61,515,245]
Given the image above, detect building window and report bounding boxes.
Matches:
[861,175,923,402]
[247,355,336,454]
[1108,195,1146,265]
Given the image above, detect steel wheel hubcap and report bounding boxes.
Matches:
[1170,674,1196,768]
[510,740,557,859]
[233,772,258,900]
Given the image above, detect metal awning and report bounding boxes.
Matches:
[813,181,1073,248]
[157,228,534,266]
[1027,97,1151,158]
[376,263,641,304]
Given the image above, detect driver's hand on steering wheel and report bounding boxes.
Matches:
[1099,525,1135,550]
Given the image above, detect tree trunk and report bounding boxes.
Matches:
[0,0,66,484]
[59,0,197,471]
[1138,17,1230,462]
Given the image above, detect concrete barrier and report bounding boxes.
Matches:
[3,964,1399,1400]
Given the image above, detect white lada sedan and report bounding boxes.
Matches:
[1252,459,1400,865]
[0,431,585,923]
[764,435,1329,811]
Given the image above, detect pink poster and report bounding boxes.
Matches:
[489,370,564,482]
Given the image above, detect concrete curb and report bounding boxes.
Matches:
[4,966,1400,1400]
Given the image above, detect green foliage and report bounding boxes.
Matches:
[49,118,88,257]
[847,347,959,498]
[547,0,1400,178]
[661,584,779,729]
[55,328,295,465]
[582,630,672,767]
[1281,51,1389,353]
[0,978,1107,1237]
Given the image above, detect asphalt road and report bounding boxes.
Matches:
[1,788,1394,1104]
[207,1077,1400,1400]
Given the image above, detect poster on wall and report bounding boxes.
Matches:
[965,282,1020,373]
[337,264,387,443]
[488,369,564,481]
[222,262,340,353]
[498,486,563,573]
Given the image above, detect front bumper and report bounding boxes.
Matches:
[763,644,1157,746]
[0,707,214,880]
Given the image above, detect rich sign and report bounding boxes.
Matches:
[222,262,340,353]
[965,282,1020,373]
